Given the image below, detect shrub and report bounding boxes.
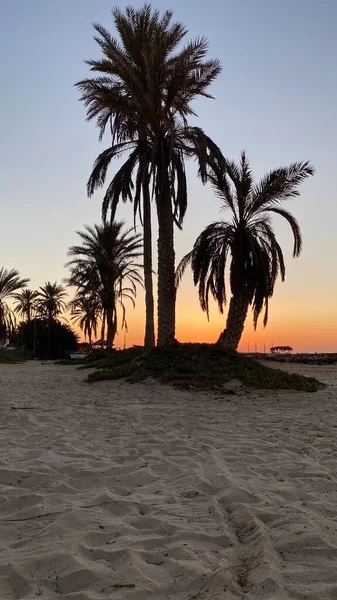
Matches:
[86,343,323,392]
[17,319,78,360]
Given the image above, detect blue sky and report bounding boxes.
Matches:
[1,0,336,349]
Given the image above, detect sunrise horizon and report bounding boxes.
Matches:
[2,0,337,354]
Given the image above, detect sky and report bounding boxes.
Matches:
[1,0,337,352]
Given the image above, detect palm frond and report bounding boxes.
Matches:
[66,220,143,342]
[36,282,67,320]
[178,152,314,332]
[87,142,135,197]
[249,161,314,215]
[0,268,29,301]
[265,207,302,256]
[175,250,193,287]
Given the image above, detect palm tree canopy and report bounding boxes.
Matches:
[76,4,222,140]
[0,268,28,342]
[66,220,143,319]
[66,221,143,346]
[177,153,314,327]
[66,221,143,297]
[0,268,29,302]
[75,4,222,225]
[13,289,38,319]
[69,292,102,342]
[88,127,222,228]
[36,282,67,320]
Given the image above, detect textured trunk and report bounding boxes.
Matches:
[156,187,176,346]
[142,180,155,347]
[217,294,249,350]
[0,304,5,343]
[47,311,52,359]
[100,311,106,343]
[106,307,114,350]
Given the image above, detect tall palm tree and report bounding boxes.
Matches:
[69,291,102,348]
[76,5,160,348]
[66,221,143,349]
[36,282,67,323]
[75,4,222,346]
[177,153,314,350]
[0,268,29,343]
[13,289,38,322]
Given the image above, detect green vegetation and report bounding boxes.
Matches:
[0,267,29,345]
[13,289,39,322]
[35,282,67,322]
[68,293,101,350]
[85,344,323,392]
[56,358,87,365]
[17,319,78,360]
[80,346,143,370]
[0,354,22,364]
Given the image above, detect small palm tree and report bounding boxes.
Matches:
[0,268,29,343]
[76,4,222,346]
[66,221,143,349]
[69,292,102,348]
[36,282,67,323]
[177,153,314,350]
[13,289,39,322]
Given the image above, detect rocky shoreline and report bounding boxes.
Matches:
[245,353,337,365]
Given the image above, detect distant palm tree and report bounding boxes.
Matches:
[69,292,102,348]
[0,268,29,343]
[13,289,38,322]
[36,282,67,323]
[76,4,222,346]
[177,153,314,350]
[66,221,143,349]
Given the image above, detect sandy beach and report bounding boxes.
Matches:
[1,362,337,599]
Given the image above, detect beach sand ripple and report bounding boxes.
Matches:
[0,361,337,599]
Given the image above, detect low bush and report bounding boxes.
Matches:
[86,343,323,392]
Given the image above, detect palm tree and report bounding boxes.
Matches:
[75,4,222,346]
[36,282,67,323]
[66,220,143,349]
[13,289,38,322]
[69,292,102,348]
[0,268,29,343]
[177,153,314,350]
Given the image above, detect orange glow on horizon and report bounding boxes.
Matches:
[73,302,337,354]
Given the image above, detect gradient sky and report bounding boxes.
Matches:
[1,0,337,351]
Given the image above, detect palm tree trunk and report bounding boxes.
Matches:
[0,304,5,344]
[112,311,117,344]
[106,307,114,349]
[101,310,106,343]
[217,294,249,350]
[156,186,176,346]
[47,310,52,359]
[143,180,155,347]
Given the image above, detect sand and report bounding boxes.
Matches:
[0,362,337,599]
